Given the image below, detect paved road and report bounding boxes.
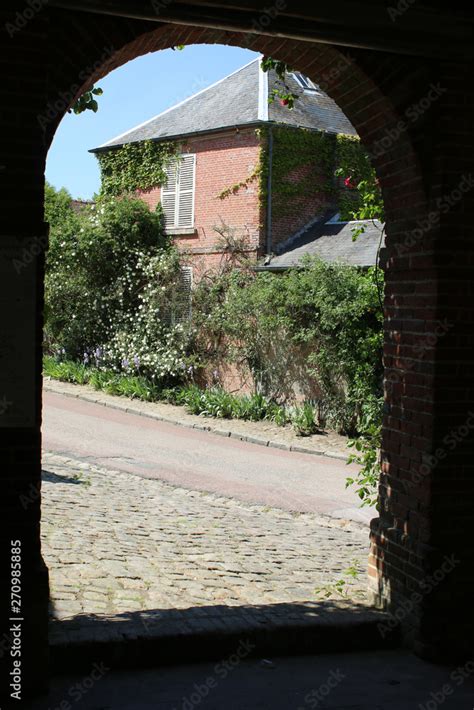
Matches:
[42,391,374,524]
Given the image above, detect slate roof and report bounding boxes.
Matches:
[91,57,356,152]
[258,217,385,270]
[267,69,355,135]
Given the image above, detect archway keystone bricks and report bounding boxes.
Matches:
[0,2,473,695]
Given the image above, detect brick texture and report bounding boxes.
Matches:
[137,128,262,277]
[0,2,472,696]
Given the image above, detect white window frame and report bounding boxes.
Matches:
[292,72,321,94]
[161,153,196,229]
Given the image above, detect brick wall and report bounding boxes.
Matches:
[1,3,472,695]
[268,129,334,251]
[137,128,263,277]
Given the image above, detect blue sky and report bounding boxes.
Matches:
[46,45,259,199]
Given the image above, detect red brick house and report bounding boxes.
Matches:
[91,57,360,278]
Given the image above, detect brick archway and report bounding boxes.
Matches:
[1,3,471,697]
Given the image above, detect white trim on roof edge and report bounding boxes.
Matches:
[95,55,262,150]
[258,59,268,121]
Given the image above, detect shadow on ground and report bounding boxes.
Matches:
[43,469,87,485]
[49,599,399,674]
[27,648,474,710]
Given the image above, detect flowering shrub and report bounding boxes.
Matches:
[44,185,193,386]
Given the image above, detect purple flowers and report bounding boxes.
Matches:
[122,358,130,369]
[133,355,140,368]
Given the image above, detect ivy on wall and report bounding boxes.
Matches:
[256,127,379,222]
[96,139,180,197]
[335,134,381,222]
[216,168,260,201]
[95,130,378,228]
[259,126,336,218]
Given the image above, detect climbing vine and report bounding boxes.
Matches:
[216,168,260,200]
[335,134,383,225]
[259,126,336,218]
[96,139,180,197]
[261,57,299,108]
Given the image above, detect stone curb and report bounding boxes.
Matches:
[49,609,400,675]
[43,380,349,462]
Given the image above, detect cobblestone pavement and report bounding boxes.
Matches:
[41,452,370,629]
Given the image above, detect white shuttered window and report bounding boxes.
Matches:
[161,154,196,229]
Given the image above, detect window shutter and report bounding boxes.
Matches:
[176,155,195,228]
[175,266,193,323]
[161,154,195,229]
[161,160,178,229]
[161,267,193,327]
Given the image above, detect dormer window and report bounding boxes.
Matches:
[292,72,320,93]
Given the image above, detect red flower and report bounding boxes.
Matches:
[280,98,289,106]
[344,176,356,189]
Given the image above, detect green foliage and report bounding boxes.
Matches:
[44,183,78,228]
[217,169,260,200]
[261,57,299,109]
[192,258,384,435]
[315,558,364,599]
[288,403,319,437]
[257,62,383,229]
[96,140,179,197]
[71,86,103,115]
[257,127,376,225]
[44,186,191,385]
[335,135,384,230]
[43,356,91,385]
[346,395,383,508]
[44,356,323,432]
[260,126,335,217]
[164,384,289,425]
